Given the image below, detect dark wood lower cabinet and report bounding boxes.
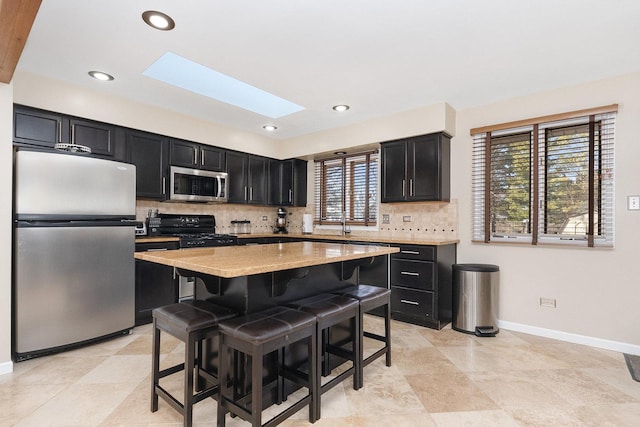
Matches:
[134,242,178,325]
[390,243,456,329]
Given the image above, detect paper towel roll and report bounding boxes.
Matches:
[302,214,313,234]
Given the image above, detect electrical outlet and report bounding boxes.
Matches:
[402,216,411,222]
[262,216,268,221]
[628,195,640,210]
[382,214,390,224]
[540,297,556,308]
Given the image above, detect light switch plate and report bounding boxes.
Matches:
[402,216,411,222]
[628,195,640,210]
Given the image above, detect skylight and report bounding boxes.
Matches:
[143,52,305,118]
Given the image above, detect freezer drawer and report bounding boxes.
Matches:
[14,225,134,356]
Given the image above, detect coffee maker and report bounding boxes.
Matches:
[274,207,288,234]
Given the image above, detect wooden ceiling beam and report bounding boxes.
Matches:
[0,0,42,84]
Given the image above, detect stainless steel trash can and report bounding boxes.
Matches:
[452,264,499,337]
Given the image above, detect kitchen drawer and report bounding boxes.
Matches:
[391,244,435,261]
[391,286,434,319]
[391,259,434,290]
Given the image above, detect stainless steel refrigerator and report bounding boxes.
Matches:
[13,149,137,361]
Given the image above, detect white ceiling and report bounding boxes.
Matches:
[16,0,640,140]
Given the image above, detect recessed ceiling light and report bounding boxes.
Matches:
[88,71,114,81]
[263,125,278,131]
[332,104,350,112]
[142,10,175,31]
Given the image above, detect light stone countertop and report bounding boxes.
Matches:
[134,241,399,278]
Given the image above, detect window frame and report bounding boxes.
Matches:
[471,105,617,248]
[314,150,378,227]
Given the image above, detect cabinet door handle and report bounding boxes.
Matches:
[249,187,253,201]
[410,178,414,197]
[401,271,419,276]
[402,179,406,197]
[57,121,62,143]
[201,149,205,166]
[71,124,75,144]
[400,299,419,306]
[146,248,169,252]
[162,177,166,195]
[400,250,420,255]
[194,149,198,165]
[289,189,293,203]
[244,186,248,201]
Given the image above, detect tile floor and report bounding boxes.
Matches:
[1,316,639,426]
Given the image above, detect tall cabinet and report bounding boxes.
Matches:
[381,132,450,202]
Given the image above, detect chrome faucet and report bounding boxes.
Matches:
[341,211,351,236]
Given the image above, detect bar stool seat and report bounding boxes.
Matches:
[217,306,318,427]
[331,284,391,389]
[285,293,361,419]
[151,300,237,427]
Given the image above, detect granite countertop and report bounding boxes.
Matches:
[134,241,399,278]
[234,232,459,246]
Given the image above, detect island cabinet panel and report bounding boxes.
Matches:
[127,130,169,200]
[381,132,451,202]
[169,138,226,171]
[390,243,456,329]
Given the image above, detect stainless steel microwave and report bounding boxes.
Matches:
[168,166,228,203]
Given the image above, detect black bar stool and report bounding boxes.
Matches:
[331,284,391,389]
[217,306,318,427]
[285,293,361,419]
[151,300,237,427]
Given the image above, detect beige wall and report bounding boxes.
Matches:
[452,72,640,351]
[0,81,13,373]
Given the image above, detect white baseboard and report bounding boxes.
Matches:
[0,360,13,376]
[498,320,640,356]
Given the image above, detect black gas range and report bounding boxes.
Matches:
[147,213,238,248]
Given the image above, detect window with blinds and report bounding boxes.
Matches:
[472,106,616,247]
[314,151,378,226]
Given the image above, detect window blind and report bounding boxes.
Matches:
[314,151,378,226]
[472,107,616,247]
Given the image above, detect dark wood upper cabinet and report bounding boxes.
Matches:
[268,159,307,206]
[13,105,124,160]
[127,130,169,200]
[13,106,67,147]
[381,132,450,202]
[169,138,226,171]
[226,152,268,204]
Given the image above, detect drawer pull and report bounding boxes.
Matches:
[400,299,419,306]
[400,271,419,276]
[400,250,420,255]
[146,248,169,252]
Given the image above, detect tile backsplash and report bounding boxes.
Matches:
[136,199,458,241]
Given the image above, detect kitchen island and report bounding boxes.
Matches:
[134,241,399,313]
[136,241,399,410]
